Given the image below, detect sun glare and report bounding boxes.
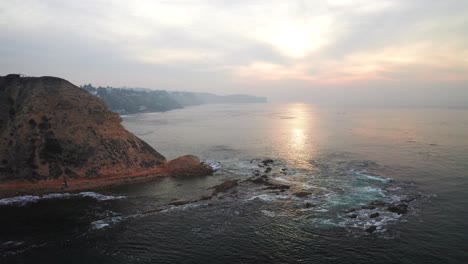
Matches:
[273,28,314,58]
[262,17,330,59]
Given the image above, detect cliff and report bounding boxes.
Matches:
[0,74,212,197]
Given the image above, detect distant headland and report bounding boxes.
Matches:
[80,84,267,115]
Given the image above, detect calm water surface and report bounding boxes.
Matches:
[1,103,467,263]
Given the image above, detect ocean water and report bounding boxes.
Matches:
[1,103,467,263]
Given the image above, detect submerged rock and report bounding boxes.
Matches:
[370,200,386,206]
[294,191,312,198]
[169,200,190,206]
[369,212,380,218]
[365,225,377,233]
[265,184,290,191]
[249,177,268,184]
[262,159,274,166]
[210,180,238,195]
[387,203,408,214]
[199,195,212,201]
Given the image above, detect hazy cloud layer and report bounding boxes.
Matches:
[1,0,467,105]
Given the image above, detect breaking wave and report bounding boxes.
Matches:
[0,192,125,207]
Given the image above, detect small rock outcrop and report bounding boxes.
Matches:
[293,191,311,198]
[167,155,213,177]
[387,203,408,214]
[210,180,238,196]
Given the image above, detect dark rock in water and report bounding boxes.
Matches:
[348,214,358,219]
[281,168,288,171]
[294,191,312,198]
[253,170,260,176]
[400,197,417,203]
[262,159,274,166]
[365,225,377,233]
[167,155,213,177]
[265,167,272,173]
[169,200,190,206]
[265,184,290,191]
[211,180,238,195]
[370,200,386,207]
[250,177,267,184]
[361,205,376,210]
[387,203,408,214]
[199,195,212,201]
[369,212,380,218]
[305,202,316,208]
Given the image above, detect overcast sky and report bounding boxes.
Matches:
[1,0,467,105]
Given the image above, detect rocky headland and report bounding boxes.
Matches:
[0,74,212,197]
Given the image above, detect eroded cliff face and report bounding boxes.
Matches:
[0,74,167,182]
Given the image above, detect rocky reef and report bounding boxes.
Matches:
[0,74,212,197]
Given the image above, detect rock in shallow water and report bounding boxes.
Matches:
[249,177,267,184]
[387,203,408,214]
[365,225,377,233]
[167,155,213,177]
[169,200,190,206]
[369,212,380,218]
[294,191,312,198]
[210,180,238,196]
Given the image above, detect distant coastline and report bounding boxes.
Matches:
[80,84,267,115]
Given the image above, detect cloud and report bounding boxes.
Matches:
[0,0,467,105]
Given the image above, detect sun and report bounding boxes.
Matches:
[261,17,330,59]
[273,27,314,58]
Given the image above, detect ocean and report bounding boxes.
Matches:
[1,103,467,263]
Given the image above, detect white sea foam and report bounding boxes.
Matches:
[0,195,41,206]
[204,160,222,171]
[0,192,125,207]
[273,177,291,183]
[247,194,292,202]
[314,208,329,212]
[354,171,391,183]
[91,216,123,230]
[78,192,125,201]
[357,186,385,197]
[42,193,73,199]
[0,240,47,257]
[261,210,276,217]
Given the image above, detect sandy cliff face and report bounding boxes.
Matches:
[0,74,167,182]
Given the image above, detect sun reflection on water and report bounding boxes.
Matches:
[292,128,305,149]
[272,103,319,169]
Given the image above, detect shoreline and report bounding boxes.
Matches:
[0,154,214,199]
[0,167,169,199]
